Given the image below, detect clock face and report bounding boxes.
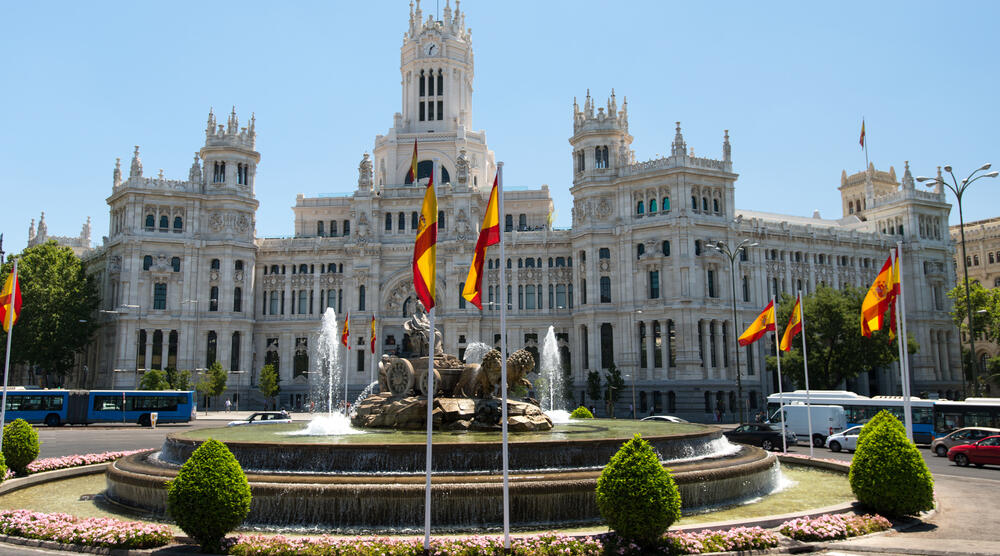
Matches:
[425,43,437,56]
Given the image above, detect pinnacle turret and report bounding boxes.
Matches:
[671,122,686,156]
[130,146,143,178]
[723,130,731,163]
[204,107,256,150]
[113,157,122,187]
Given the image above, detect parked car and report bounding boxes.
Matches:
[227,411,292,427]
[724,423,796,451]
[947,435,1000,468]
[640,415,689,424]
[825,425,863,452]
[931,427,1000,457]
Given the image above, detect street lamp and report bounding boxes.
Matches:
[917,164,998,396]
[711,238,759,424]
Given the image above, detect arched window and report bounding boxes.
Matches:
[505,214,513,232]
[663,196,670,211]
[713,198,720,213]
[209,286,219,311]
[235,260,243,271]
[359,285,366,311]
[637,243,645,259]
[398,212,406,230]
[636,200,645,215]
[173,216,183,231]
[518,258,523,268]
[412,212,419,230]
[143,255,153,270]
[342,220,349,236]
[548,257,554,267]
[211,259,221,270]
[662,241,671,256]
[171,257,180,272]
[231,332,241,372]
[438,210,445,230]
[330,221,337,235]
[145,214,155,229]
[206,331,217,367]
[298,290,308,314]
[599,248,610,259]
[159,215,168,229]
[488,259,493,269]
[299,264,308,274]
[600,276,611,303]
[234,287,242,312]
[691,196,698,210]
[458,283,466,309]
[506,258,512,269]
[270,264,279,274]
[649,198,657,213]
[702,197,709,211]
[385,213,392,231]
[317,221,324,236]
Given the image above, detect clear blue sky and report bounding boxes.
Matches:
[1,1,997,254]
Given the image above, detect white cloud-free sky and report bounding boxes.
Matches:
[1,1,997,253]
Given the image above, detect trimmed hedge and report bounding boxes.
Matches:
[570,406,594,419]
[849,411,934,517]
[596,434,681,545]
[167,439,251,553]
[2,419,39,476]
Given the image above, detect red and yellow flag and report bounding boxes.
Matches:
[405,140,418,184]
[370,315,377,353]
[780,295,803,352]
[861,253,894,336]
[739,300,775,346]
[462,174,500,309]
[859,120,866,148]
[341,311,350,349]
[0,265,21,333]
[413,169,437,310]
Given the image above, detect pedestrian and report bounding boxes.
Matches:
[225,398,231,412]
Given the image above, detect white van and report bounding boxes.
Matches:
[769,404,847,447]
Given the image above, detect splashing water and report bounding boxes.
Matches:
[288,413,364,436]
[463,342,492,365]
[352,381,379,412]
[545,409,571,424]
[539,326,565,412]
[312,308,343,416]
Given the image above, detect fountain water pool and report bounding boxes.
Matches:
[106,420,782,531]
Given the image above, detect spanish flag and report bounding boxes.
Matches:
[405,139,419,184]
[861,253,894,336]
[341,311,350,349]
[739,300,775,346]
[859,120,866,148]
[462,174,500,309]
[370,315,377,353]
[413,169,437,310]
[780,294,803,352]
[0,263,21,333]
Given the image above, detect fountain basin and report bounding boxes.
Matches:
[105,421,780,531]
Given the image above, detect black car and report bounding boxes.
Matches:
[723,423,794,451]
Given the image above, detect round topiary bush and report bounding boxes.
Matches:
[849,413,934,517]
[0,452,7,484]
[596,433,681,545]
[2,418,39,476]
[570,406,594,419]
[167,439,251,553]
[856,409,905,446]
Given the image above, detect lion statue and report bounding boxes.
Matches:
[453,348,534,398]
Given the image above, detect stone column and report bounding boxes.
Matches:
[700,319,710,378]
[645,320,655,374]
[144,328,154,374]
[713,320,725,380]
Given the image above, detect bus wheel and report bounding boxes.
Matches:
[137,414,151,427]
[44,414,61,427]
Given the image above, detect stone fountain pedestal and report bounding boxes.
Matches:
[352,393,552,432]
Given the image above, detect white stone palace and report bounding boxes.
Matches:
[63,1,961,417]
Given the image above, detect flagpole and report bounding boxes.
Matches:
[797,290,814,459]
[0,260,17,451]
[497,161,510,550]
[344,315,349,414]
[772,295,787,453]
[423,161,439,552]
[370,314,376,390]
[862,118,870,171]
[896,242,914,442]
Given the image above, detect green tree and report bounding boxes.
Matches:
[196,362,228,411]
[586,370,602,404]
[766,286,917,390]
[948,283,1000,392]
[0,241,99,387]
[139,369,171,390]
[604,362,625,418]
[258,364,280,409]
[166,368,192,391]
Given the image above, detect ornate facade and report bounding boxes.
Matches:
[950,216,1000,367]
[75,2,962,415]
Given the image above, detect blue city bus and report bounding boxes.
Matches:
[767,390,936,443]
[1,389,196,426]
[932,399,1000,437]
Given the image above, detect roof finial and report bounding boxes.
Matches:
[671,122,686,156]
[722,130,731,163]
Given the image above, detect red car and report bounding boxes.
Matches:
[947,435,1000,468]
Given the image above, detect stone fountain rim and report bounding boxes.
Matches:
[168,423,721,449]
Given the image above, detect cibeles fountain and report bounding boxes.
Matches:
[106,307,780,531]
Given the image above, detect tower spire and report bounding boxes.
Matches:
[671,122,686,156]
[130,146,143,178]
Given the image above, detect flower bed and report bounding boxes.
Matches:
[779,513,891,541]
[229,528,780,556]
[3,449,150,480]
[0,509,172,549]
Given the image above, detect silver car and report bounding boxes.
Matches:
[227,411,293,427]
